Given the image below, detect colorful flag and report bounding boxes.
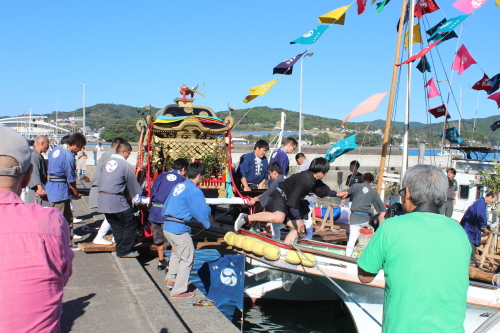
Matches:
[404,23,423,47]
[396,6,409,32]
[290,25,329,45]
[396,39,441,66]
[488,73,500,95]
[243,78,280,103]
[425,78,440,98]
[429,15,470,40]
[453,0,489,14]
[415,0,440,18]
[357,0,368,14]
[197,254,245,311]
[325,135,358,162]
[472,73,492,92]
[451,44,477,75]
[497,0,500,6]
[426,19,459,43]
[491,119,500,131]
[318,5,352,25]
[416,55,432,73]
[342,93,388,127]
[488,92,500,108]
[428,105,451,119]
[273,51,307,75]
[438,127,463,144]
[376,0,390,13]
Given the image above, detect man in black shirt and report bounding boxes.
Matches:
[345,160,362,188]
[236,158,341,244]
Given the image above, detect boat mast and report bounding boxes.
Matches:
[401,0,415,180]
[376,0,408,194]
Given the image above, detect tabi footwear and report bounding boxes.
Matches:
[171,292,194,298]
[120,251,139,258]
[234,213,249,231]
[157,260,168,271]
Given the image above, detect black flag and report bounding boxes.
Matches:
[491,120,500,132]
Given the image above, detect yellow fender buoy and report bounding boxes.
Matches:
[251,241,266,256]
[263,245,280,261]
[234,235,247,249]
[285,251,317,267]
[242,237,257,252]
[224,232,236,246]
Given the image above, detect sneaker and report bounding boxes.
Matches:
[70,244,81,251]
[73,218,83,223]
[234,213,249,231]
[171,292,194,298]
[165,280,175,289]
[158,260,168,271]
[72,234,83,239]
[120,251,139,258]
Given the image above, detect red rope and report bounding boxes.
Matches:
[226,128,253,212]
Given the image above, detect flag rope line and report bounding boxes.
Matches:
[289,242,382,328]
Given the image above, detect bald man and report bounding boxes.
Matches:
[26,135,49,206]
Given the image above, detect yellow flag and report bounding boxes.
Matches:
[496,0,500,7]
[318,5,351,25]
[404,23,423,48]
[243,78,280,103]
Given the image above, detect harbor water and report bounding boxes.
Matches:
[186,249,357,333]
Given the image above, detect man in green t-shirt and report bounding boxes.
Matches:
[357,164,470,333]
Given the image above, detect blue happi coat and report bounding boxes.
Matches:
[460,197,487,246]
[149,170,186,223]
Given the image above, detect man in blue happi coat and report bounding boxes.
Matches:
[46,132,86,245]
[268,137,297,186]
[149,158,189,270]
[460,192,498,266]
[234,139,269,192]
[162,162,211,298]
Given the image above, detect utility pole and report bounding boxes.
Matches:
[81,83,87,135]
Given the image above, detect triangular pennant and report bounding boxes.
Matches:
[453,0,489,14]
[472,73,492,92]
[290,25,329,45]
[491,119,500,131]
[429,15,470,40]
[451,44,477,75]
[243,78,280,103]
[404,23,423,48]
[376,0,390,13]
[273,51,307,75]
[342,93,388,127]
[415,0,440,18]
[318,5,351,25]
[396,39,441,66]
[488,91,500,108]
[416,55,432,73]
[426,19,459,43]
[487,73,500,95]
[425,78,440,98]
[357,0,368,14]
[428,105,451,119]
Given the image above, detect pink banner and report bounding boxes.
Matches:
[425,78,440,98]
[453,0,488,14]
[451,44,477,75]
[342,92,388,127]
[396,39,441,66]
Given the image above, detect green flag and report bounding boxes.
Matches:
[376,0,390,13]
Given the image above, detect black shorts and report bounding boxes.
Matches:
[150,221,166,245]
[266,191,310,221]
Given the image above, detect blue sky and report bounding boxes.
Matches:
[1,1,498,129]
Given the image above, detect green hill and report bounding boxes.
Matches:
[37,103,500,146]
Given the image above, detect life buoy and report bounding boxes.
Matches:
[242,237,257,252]
[251,241,266,256]
[285,251,317,267]
[224,232,236,246]
[234,235,247,249]
[263,245,280,261]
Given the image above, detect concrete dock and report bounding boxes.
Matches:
[62,184,240,333]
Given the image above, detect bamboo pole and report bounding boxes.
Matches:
[377,0,408,194]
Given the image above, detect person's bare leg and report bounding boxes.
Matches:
[157,243,165,261]
[248,211,285,223]
[284,220,304,244]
